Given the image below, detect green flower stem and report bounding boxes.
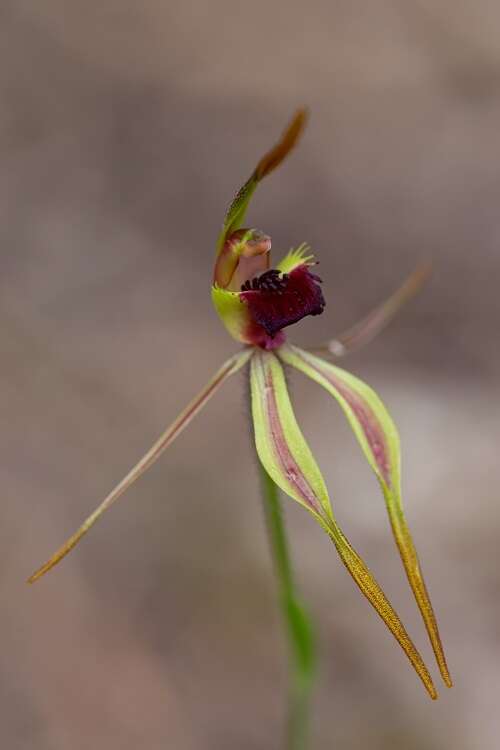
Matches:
[258,460,317,750]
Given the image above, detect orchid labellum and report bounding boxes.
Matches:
[30,110,451,700]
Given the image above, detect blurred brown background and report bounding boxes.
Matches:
[2,1,500,748]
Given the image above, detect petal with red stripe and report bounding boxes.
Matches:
[279,344,451,688]
[250,349,437,699]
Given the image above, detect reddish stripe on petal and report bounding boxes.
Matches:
[264,366,322,514]
[305,359,391,486]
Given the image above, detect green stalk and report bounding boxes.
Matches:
[258,461,317,750]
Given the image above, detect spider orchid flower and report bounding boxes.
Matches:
[29,111,450,700]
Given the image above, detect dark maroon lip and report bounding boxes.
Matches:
[240,264,325,341]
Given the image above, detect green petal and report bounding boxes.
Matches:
[28,349,252,583]
[279,344,451,688]
[216,109,308,253]
[250,350,437,699]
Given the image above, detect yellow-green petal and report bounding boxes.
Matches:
[279,344,451,688]
[250,349,437,699]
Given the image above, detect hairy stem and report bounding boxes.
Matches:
[258,461,317,750]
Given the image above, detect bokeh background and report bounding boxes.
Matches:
[2,1,500,748]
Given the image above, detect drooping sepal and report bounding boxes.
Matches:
[250,349,332,520]
[250,349,437,699]
[279,344,451,688]
[28,349,252,583]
